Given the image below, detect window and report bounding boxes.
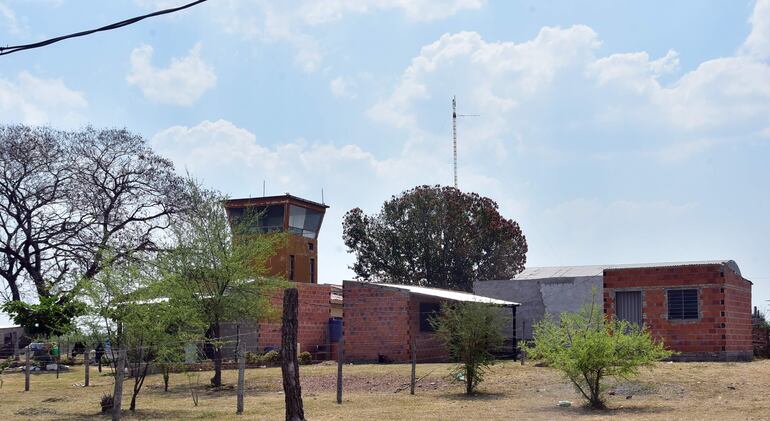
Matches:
[288,205,323,238]
[667,289,698,320]
[289,255,295,281]
[308,242,314,251]
[226,205,285,233]
[419,302,441,332]
[310,258,315,283]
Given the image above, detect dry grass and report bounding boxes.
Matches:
[1,359,770,420]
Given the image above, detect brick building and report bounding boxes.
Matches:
[343,281,518,363]
[604,261,753,361]
[476,260,754,361]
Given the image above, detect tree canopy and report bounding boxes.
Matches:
[342,185,527,291]
[0,124,186,303]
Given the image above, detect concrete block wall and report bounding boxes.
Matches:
[604,263,752,361]
[343,281,411,362]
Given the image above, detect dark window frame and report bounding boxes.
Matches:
[309,258,315,283]
[667,288,699,320]
[419,302,441,332]
[289,255,295,281]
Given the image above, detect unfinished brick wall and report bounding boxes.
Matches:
[604,263,752,361]
[257,283,333,357]
[407,296,450,363]
[752,326,770,357]
[342,281,411,362]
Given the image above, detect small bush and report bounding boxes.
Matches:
[100,394,114,413]
[245,351,260,365]
[298,351,312,365]
[259,350,281,366]
[529,297,672,409]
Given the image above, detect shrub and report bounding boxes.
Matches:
[259,350,281,366]
[298,351,312,365]
[528,298,672,409]
[430,302,506,395]
[245,351,260,365]
[100,394,114,413]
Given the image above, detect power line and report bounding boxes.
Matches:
[0,0,209,57]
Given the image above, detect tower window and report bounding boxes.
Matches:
[289,255,295,281]
[310,258,315,283]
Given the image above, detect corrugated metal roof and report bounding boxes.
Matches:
[349,281,519,306]
[510,260,741,280]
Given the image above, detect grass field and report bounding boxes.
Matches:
[1,359,770,420]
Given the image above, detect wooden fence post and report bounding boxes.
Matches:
[336,338,343,404]
[281,288,305,421]
[521,320,527,365]
[410,338,416,395]
[236,325,245,415]
[85,346,90,387]
[24,347,30,392]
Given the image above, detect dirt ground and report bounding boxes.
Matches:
[1,359,770,420]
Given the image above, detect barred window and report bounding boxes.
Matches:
[667,289,698,320]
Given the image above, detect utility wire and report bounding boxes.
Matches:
[0,0,209,57]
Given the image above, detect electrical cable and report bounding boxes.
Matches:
[0,0,209,57]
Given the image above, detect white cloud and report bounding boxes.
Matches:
[0,2,23,35]
[126,42,217,106]
[150,118,527,281]
[197,0,484,72]
[372,1,770,163]
[0,72,87,126]
[740,0,770,61]
[330,76,357,99]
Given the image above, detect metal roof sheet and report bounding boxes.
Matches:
[509,260,741,281]
[348,281,519,306]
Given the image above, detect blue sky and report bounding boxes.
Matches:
[1,0,769,325]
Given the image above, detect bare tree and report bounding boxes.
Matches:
[0,126,80,300]
[0,125,186,303]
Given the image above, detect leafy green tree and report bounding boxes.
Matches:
[161,179,284,387]
[342,185,527,292]
[84,259,203,413]
[528,299,672,409]
[2,295,86,337]
[430,302,506,395]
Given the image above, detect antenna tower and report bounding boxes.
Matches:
[451,96,479,189]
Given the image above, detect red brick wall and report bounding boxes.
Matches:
[342,281,411,362]
[752,326,770,357]
[724,270,752,355]
[407,296,450,363]
[258,283,333,357]
[604,263,752,361]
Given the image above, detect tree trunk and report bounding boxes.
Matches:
[162,366,170,392]
[112,348,126,421]
[280,288,305,421]
[210,321,222,387]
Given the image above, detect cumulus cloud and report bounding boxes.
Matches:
[740,0,770,61]
[371,2,770,163]
[150,118,526,281]
[126,42,217,106]
[0,72,87,126]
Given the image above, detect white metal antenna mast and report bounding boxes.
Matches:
[452,95,479,189]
